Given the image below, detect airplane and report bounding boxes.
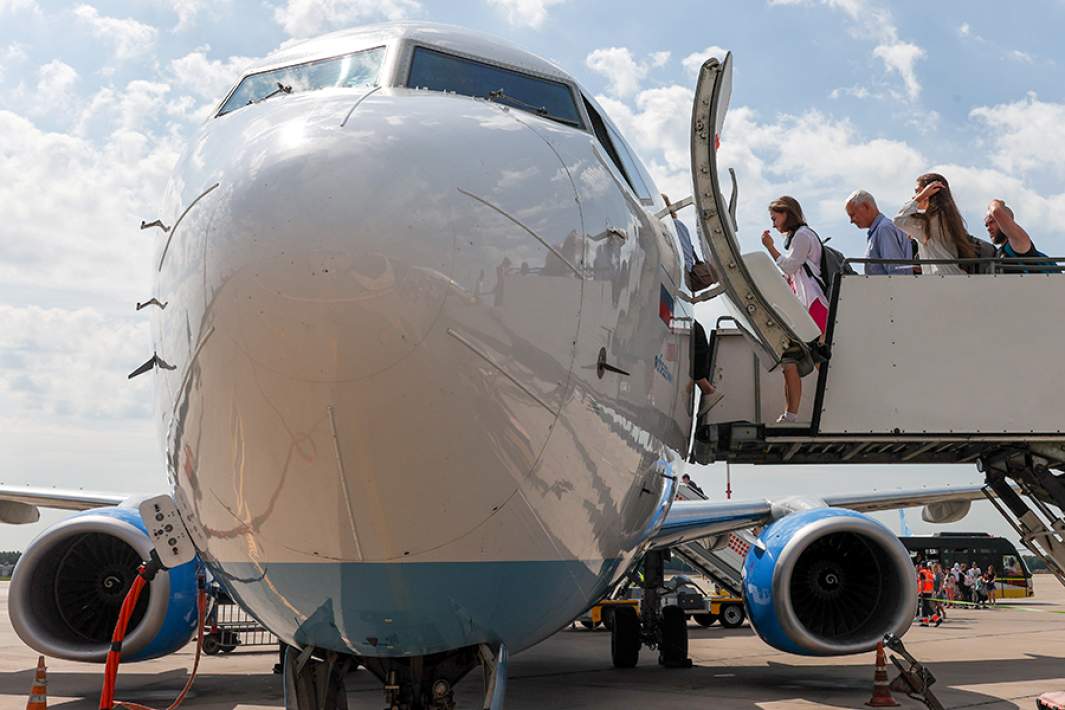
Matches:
[2,21,993,710]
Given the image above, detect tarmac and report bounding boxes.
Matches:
[0,576,1062,709]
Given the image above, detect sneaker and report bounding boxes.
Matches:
[698,389,725,417]
[776,411,799,424]
[934,616,943,627]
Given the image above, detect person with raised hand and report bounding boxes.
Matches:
[894,172,975,275]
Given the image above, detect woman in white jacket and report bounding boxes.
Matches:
[761,196,828,424]
[894,172,975,275]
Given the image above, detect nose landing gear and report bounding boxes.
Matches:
[609,550,693,670]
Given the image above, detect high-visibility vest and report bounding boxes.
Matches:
[918,569,934,594]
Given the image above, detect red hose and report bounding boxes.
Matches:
[98,563,207,710]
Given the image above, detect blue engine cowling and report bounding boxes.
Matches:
[742,507,917,656]
[9,504,202,662]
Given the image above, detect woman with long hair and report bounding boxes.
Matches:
[761,196,828,423]
[895,172,975,275]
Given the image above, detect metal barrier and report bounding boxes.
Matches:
[843,256,1065,274]
[203,598,278,655]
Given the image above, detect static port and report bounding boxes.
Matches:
[165,524,173,532]
[155,514,164,522]
[167,538,177,546]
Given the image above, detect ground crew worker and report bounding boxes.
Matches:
[917,563,941,627]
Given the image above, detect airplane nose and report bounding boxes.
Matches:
[178,91,585,565]
[196,95,454,382]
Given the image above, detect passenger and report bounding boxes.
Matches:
[974,568,987,608]
[681,473,705,497]
[984,199,1052,273]
[894,173,975,275]
[844,190,912,275]
[985,565,997,606]
[663,195,724,418]
[944,564,957,607]
[761,196,829,424]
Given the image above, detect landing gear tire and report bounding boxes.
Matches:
[283,647,351,710]
[719,603,746,628]
[610,606,640,668]
[693,613,717,627]
[658,605,690,668]
[601,607,615,631]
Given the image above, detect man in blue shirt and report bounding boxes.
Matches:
[845,190,912,275]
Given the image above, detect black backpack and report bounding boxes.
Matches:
[964,235,996,274]
[786,227,856,297]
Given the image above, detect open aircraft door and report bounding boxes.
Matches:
[689,53,819,375]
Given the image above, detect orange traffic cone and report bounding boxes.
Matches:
[26,655,47,709]
[865,641,899,707]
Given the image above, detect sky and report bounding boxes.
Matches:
[3,0,1064,549]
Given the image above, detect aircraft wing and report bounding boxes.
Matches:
[822,485,989,514]
[651,483,988,548]
[0,484,127,511]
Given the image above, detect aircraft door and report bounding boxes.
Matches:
[690,53,815,373]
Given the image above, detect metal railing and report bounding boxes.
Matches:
[843,256,1065,274]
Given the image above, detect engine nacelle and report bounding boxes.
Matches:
[742,508,916,656]
[10,505,201,662]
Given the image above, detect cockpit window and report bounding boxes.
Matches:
[217,46,385,117]
[406,46,584,128]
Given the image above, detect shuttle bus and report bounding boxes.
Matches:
[899,533,1033,598]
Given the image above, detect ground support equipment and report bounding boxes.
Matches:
[980,456,1065,587]
[204,590,278,655]
[883,634,944,710]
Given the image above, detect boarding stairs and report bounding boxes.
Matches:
[680,51,1065,589]
[672,532,752,597]
[981,457,1065,586]
[671,486,753,596]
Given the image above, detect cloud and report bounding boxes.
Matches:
[0,42,28,83]
[272,0,420,37]
[73,4,158,61]
[0,306,152,421]
[970,94,1065,180]
[585,47,672,98]
[485,0,567,28]
[36,59,77,103]
[681,46,728,77]
[163,0,220,31]
[170,48,258,105]
[0,109,180,301]
[0,0,38,13]
[1007,50,1034,63]
[872,40,925,100]
[769,0,925,102]
[830,85,872,100]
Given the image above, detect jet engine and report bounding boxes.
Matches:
[742,508,916,656]
[9,506,201,662]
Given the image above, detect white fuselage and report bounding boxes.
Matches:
[151,24,694,658]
